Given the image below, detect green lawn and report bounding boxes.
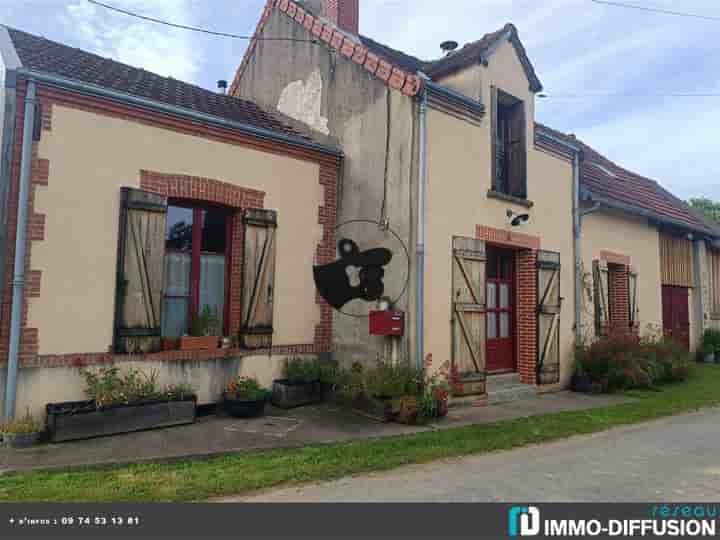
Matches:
[1,364,719,502]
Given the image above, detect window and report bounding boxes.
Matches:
[162,203,230,338]
[710,248,720,316]
[492,88,527,199]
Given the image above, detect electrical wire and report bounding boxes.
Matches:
[539,92,720,99]
[590,0,720,22]
[87,0,318,42]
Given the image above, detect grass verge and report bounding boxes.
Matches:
[1,364,719,502]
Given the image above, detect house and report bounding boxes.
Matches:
[232,0,720,399]
[0,25,342,418]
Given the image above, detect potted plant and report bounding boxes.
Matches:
[271,357,323,409]
[180,305,220,351]
[46,367,197,443]
[699,329,717,364]
[1,410,44,448]
[317,359,339,401]
[222,376,268,418]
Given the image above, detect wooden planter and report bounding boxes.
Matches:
[179,336,219,351]
[351,394,394,423]
[271,380,322,409]
[223,397,266,418]
[46,399,196,443]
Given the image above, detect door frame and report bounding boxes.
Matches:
[485,244,517,374]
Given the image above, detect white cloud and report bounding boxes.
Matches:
[62,0,202,82]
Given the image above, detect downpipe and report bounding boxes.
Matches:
[415,84,428,372]
[4,79,36,419]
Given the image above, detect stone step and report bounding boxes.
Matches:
[487,384,537,405]
[487,372,522,390]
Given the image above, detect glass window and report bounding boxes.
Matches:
[201,208,228,253]
[487,283,497,309]
[487,313,497,339]
[487,250,498,279]
[500,313,510,338]
[166,206,193,252]
[499,283,510,309]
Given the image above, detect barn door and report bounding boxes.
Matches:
[114,187,168,353]
[593,260,610,336]
[537,250,561,385]
[241,209,278,348]
[451,237,487,394]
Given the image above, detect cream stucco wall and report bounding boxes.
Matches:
[424,40,576,386]
[580,209,663,339]
[29,105,324,355]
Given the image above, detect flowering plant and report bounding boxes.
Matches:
[224,376,268,401]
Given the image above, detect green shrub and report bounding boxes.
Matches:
[0,410,43,434]
[282,357,320,384]
[80,367,195,408]
[700,328,720,354]
[224,376,268,401]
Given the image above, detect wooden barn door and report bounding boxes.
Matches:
[451,237,487,395]
[241,209,278,349]
[537,250,561,385]
[662,285,690,350]
[114,187,168,353]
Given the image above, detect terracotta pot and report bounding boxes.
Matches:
[179,336,219,351]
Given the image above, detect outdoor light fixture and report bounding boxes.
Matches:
[507,209,530,227]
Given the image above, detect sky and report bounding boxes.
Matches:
[1,0,719,200]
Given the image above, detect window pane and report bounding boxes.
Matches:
[487,251,498,278]
[487,313,497,339]
[162,252,191,337]
[501,255,513,279]
[499,283,510,309]
[487,283,497,309]
[199,254,226,334]
[166,206,193,251]
[201,208,227,253]
[500,313,510,338]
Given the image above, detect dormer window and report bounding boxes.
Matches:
[492,88,527,199]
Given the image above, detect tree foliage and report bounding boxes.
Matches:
[688,197,720,224]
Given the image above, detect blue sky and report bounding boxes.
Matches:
[2,0,719,200]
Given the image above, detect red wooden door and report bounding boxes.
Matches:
[662,285,690,350]
[486,247,515,373]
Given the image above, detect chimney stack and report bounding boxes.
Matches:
[303,0,359,35]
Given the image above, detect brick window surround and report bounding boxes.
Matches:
[477,225,540,385]
[1,79,339,369]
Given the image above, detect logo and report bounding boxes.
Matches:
[509,506,541,537]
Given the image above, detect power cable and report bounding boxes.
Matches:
[590,0,720,22]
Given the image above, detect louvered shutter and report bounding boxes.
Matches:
[451,237,487,395]
[593,260,610,336]
[114,187,168,353]
[628,269,639,332]
[241,209,277,349]
[507,100,527,198]
[537,250,561,385]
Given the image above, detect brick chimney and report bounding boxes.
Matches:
[303,0,359,34]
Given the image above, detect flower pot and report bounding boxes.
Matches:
[570,373,593,393]
[223,397,266,418]
[271,379,322,409]
[2,431,41,449]
[703,352,716,364]
[179,336,219,351]
[46,399,196,443]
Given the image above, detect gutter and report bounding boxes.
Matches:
[14,68,343,159]
[424,79,485,118]
[415,76,429,372]
[535,130,584,343]
[4,79,35,419]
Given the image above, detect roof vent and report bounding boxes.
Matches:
[440,40,459,56]
[217,80,228,94]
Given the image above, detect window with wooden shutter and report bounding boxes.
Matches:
[241,209,278,349]
[114,188,168,353]
[451,237,487,394]
[660,233,693,287]
[491,88,527,199]
[628,270,639,331]
[537,250,561,385]
[593,260,610,336]
[708,248,720,317]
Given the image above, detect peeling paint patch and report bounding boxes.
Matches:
[277,69,330,136]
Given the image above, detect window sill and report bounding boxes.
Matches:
[486,190,534,208]
[710,312,720,321]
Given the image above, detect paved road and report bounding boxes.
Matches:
[231,408,720,502]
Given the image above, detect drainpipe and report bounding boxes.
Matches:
[4,79,36,419]
[415,79,428,371]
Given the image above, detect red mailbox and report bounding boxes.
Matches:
[369,310,405,336]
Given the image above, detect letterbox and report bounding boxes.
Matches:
[369,310,405,336]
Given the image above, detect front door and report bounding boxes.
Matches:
[662,285,690,350]
[486,247,515,373]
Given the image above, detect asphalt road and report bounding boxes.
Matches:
[232,408,720,502]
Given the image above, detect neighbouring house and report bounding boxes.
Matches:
[231,0,720,400]
[0,25,342,418]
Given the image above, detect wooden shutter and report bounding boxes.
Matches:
[537,250,561,385]
[708,248,720,316]
[507,100,527,199]
[660,233,693,287]
[114,187,167,353]
[593,260,610,336]
[241,209,277,349]
[451,237,486,393]
[628,269,639,331]
[490,86,501,192]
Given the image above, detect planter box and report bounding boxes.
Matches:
[46,399,196,443]
[179,336,219,351]
[351,394,393,423]
[2,431,42,449]
[271,380,322,409]
[570,374,593,393]
[223,397,266,418]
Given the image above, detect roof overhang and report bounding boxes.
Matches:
[0,26,22,71]
[14,67,343,159]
